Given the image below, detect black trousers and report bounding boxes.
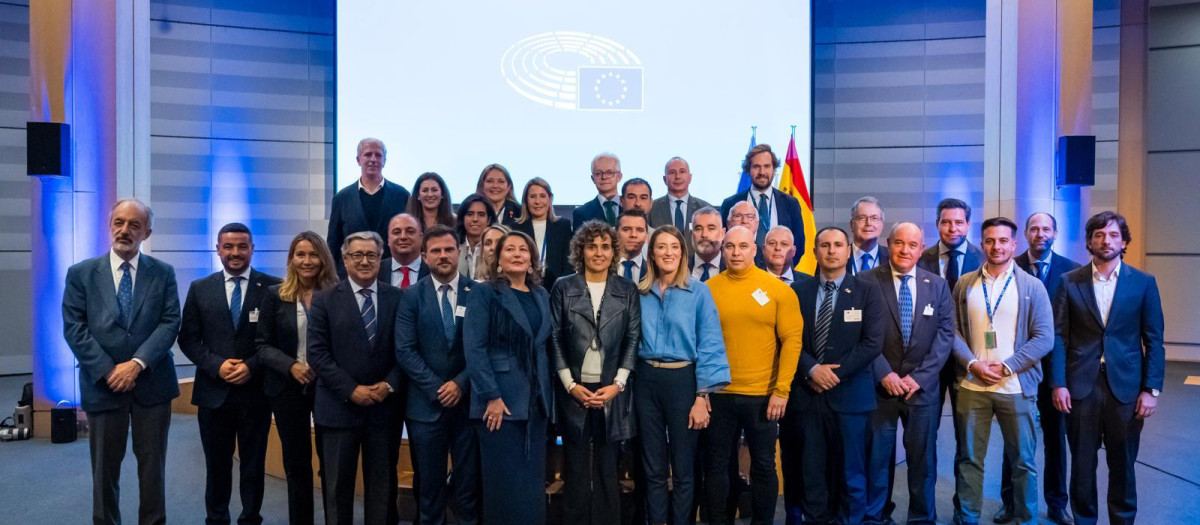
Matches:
[269,385,322,525]
[1067,371,1142,525]
[197,394,272,525]
[705,394,778,525]
[477,407,548,525]
[320,418,400,525]
[408,404,480,525]
[1001,380,1069,512]
[87,400,172,525]
[635,363,699,525]
[563,383,620,525]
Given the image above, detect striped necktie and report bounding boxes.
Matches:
[359,288,376,343]
[813,281,836,363]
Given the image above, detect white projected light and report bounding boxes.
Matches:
[500,31,644,111]
[337,1,811,205]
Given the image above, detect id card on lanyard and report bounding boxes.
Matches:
[980,271,1013,355]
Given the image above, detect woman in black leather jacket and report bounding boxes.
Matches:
[548,219,642,525]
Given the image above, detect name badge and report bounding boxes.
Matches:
[752,288,770,306]
[844,308,862,322]
[923,304,934,317]
[984,330,998,350]
[455,305,467,318]
[248,309,259,323]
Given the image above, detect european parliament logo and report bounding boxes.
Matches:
[501,31,644,112]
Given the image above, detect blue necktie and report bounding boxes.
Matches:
[117,262,133,327]
[860,252,872,273]
[674,199,686,231]
[229,276,244,329]
[756,193,769,246]
[899,275,913,347]
[439,284,455,346]
[360,288,376,343]
[624,260,636,281]
[945,251,961,291]
[1036,261,1048,283]
[700,262,711,282]
[813,281,836,363]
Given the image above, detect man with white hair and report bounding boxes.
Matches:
[763,226,799,284]
[328,137,411,278]
[573,152,624,230]
[849,196,888,275]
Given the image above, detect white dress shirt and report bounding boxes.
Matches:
[937,241,968,278]
[223,267,251,311]
[670,193,692,227]
[852,244,881,273]
[746,188,779,229]
[349,279,378,311]
[295,301,308,362]
[692,254,721,281]
[1092,261,1121,326]
[392,257,422,285]
[620,254,646,279]
[109,249,138,294]
[961,262,1021,394]
[890,265,918,319]
[434,274,460,311]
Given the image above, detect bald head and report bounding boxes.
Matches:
[388,213,423,264]
[722,226,757,271]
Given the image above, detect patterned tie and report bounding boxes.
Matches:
[860,252,872,273]
[400,266,411,289]
[674,199,686,231]
[1035,261,1047,283]
[700,262,711,282]
[945,250,960,291]
[439,284,455,345]
[624,260,636,281]
[603,200,617,225]
[899,275,914,347]
[117,262,133,327]
[360,288,376,343]
[229,276,244,329]
[756,193,769,246]
[813,281,836,363]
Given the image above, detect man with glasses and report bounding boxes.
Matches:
[307,231,405,525]
[573,152,624,230]
[720,144,806,267]
[849,196,888,275]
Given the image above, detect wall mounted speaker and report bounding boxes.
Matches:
[1056,135,1095,187]
[27,121,71,178]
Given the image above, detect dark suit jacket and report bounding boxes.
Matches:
[549,273,641,442]
[917,241,983,278]
[789,273,885,413]
[649,194,712,229]
[849,245,890,276]
[327,179,410,278]
[496,200,520,228]
[865,265,955,406]
[572,197,618,231]
[63,252,181,412]
[178,269,281,409]
[379,257,430,287]
[719,188,806,266]
[463,281,553,421]
[1050,263,1165,404]
[306,279,404,428]
[1014,250,1080,302]
[395,275,475,423]
[514,217,573,290]
[254,284,309,398]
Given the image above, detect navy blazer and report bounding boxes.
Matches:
[917,241,983,278]
[178,269,280,409]
[306,279,404,428]
[327,179,410,278]
[1014,250,1080,302]
[463,281,553,422]
[572,197,618,232]
[62,252,181,412]
[379,257,430,287]
[254,284,307,397]
[865,265,955,406]
[789,273,885,413]
[514,217,573,291]
[719,188,807,266]
[1050,263,1165,404]
[395,275,474,423]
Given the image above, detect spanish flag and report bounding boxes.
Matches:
[777,131,817,275]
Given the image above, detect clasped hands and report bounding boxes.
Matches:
[349,381,392,406]
[968,360,1007,385]
[105,360,143,393]
[879,372,923,400]
[569,384,619,409]
[219,358,252,385]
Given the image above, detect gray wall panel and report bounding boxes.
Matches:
[1148,46,1200,152]
[1145,151,1200,254]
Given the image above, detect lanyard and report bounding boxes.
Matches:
[749,191,772,222]
[980,270,1014,329]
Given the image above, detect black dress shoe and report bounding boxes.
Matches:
[1048,506,1075,525]
[992,504,1014,523]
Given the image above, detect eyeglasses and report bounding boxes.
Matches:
[852,215,883,225]
[730,212,759,222]
[592,170,620,179]
[346,252,380,262]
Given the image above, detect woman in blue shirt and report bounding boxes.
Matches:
[635,225,731,525]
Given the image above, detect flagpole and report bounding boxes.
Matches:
[790,124,795,138]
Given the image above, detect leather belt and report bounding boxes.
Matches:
[642,359,692,369]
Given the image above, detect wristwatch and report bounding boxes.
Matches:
[614,379,626,392]
[695,391,709,399]
[1145,388,1161,397]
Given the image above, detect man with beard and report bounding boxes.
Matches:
[849,197,888,276]
[395,225,480,525]
[178,222,282,525]
[690,207,726,282]
[1050,211,1164,525]
[381,213,428,288]
[720,144,806,266]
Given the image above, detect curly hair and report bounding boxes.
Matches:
[568,220,619,276]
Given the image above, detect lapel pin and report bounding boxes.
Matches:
[923,278,930,283]
[843,288,851,294]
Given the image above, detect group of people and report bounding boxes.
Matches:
[60,137,1164,525]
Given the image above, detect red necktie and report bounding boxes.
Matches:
[401,266,411,289]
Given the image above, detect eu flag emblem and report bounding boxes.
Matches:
[577,66,643,111]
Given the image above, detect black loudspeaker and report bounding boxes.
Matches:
[50,402,77,444]
[1056,135,1095,187]
[27,121,71,177]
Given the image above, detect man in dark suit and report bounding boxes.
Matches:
[572,152,623,230]
[62,199,181,525]
[781,227,884,525]
[620,177,655,216]
[763,226,800,284]
[689,207,726,282]
[849,196,889,276]
[617,209,650,282]
[380,213,428,288]
[1050,211,1164,525]
[328,138,410,278]
[863,222,955,525]
[995,212,1080,525]
[178,222,282,525]
[307,231,405,525]
[719,144,806,266]
[650,156,712,233]
[395,225,480,525]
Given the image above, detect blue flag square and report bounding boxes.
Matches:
[577,66,643,111]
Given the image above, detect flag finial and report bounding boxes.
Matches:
[790,125,796,137]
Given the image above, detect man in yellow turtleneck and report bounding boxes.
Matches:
[702,226,804,525]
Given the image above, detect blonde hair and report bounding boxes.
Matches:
[638,225,692,293]
[279,231,338,302]
[474,224,512,281]
[516,177,559,223]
